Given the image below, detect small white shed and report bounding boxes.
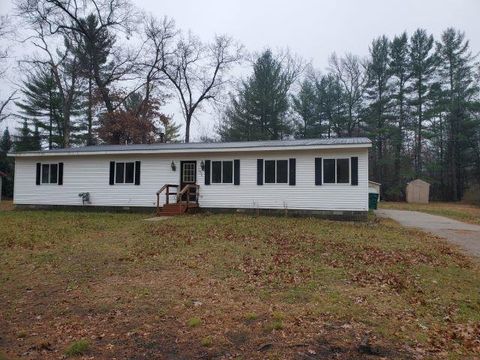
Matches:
[368,181,381,201]
[406,179,430,204]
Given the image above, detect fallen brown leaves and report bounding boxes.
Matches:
[1,211,480,359]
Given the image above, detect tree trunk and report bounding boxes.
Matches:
[87,76,94,145]
[415,82,423,177]
[184,114,192,143]
[48,94,53,150]
[63,109,70,148]
[93,64,114,114]
[394,87,404,188]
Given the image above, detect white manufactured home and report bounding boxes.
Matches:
[11,138,371,219]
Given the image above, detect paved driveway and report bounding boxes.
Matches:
[376,209,480,257]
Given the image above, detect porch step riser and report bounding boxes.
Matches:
[157,204,198,216]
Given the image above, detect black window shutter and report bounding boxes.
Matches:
[36,163,41,185]
[135,161,141,185]
[204,160,211,185]
[234,159,240,185]
[289,158,296,186]
[257,159,263,185]
[351,157,358,186]
[315,158,322,185]
[58,162,64,185]
[109,161,115,185]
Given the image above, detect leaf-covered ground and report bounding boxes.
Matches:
[379,201,480,225]
[1,206,480,359]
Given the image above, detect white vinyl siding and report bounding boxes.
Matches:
[13,148,368,211]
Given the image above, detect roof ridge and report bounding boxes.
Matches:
[11,137,372,156]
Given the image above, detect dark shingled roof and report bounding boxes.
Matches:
[13,137,371,156]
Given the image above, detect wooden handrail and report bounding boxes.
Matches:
[177,184,200,206]
[156,184,179,212]
[156,184,178,195]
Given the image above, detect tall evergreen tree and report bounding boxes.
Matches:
[162,118,181,143]
[292,77,322,138]
[68,14,116,116]
[68,13,116,143]
[365,35,393,187]
[316,74,346,138]
[389,33,412,194]
[16,67,63,149]
[0,128,12,153]
[409,29,437,176]
[219,50,298,141]
[0,127,14,198]
[14,120,42,152]
[436,28,479,200]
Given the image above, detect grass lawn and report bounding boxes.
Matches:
[1,204,480,359]
[379,201,480,225]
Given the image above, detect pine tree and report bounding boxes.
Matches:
[316,74,346,138]
[219,50,296,141]
[292,77,322,138]
[0,128,14,198]
[364,35,393,187]
[69,14,116,115]
[15,120,41,151]
[16,67,63,149]
[162,118,181,143]
[389,32,412,195]
[0,128,12,153]
[436,28,479,200]
[409,29,437,176]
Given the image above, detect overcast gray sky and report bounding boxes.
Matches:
[1,0,479,140]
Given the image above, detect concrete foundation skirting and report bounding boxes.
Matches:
[14,204,368,221]
[14,204,157,214]
[200,207,368,221]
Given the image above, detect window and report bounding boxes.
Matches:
[125,162,135,183]
[41,164,49,183]
[265,160,275,183]
[337,158,350,183]
[264,160,288,184]
[212,161,222,183]
[50,164,58,183]
[115,163,125,183]
[115,162,136,184]
[41,163,58,184]
[211,160,233,184]
[182,162,195,183]
[276,160,288,183]
[323,158,350,184]
[222,161,233,183]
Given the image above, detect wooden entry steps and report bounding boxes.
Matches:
[157,202,198,216]
[156,183,200,216]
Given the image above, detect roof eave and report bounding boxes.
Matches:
[9,142,371,158]
[12,142,372,157]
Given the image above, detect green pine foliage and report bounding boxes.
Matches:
[219,28,479,201]
[16,67,64,149]
[0,128,14,198]
[292,77,323,138]
[14,120,41,152]
[219,50,297,141]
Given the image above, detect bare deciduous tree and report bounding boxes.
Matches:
[329,53,367,136]
[16,0,140,114]
[0,15,17,122]
[26,23,81,147]
[145,17,243,142]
